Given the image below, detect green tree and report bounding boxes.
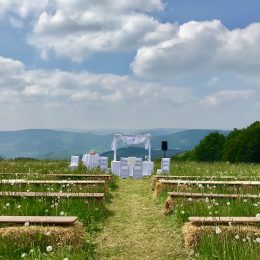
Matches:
[193,132,226,161]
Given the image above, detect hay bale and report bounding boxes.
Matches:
[182,222,260,250]
[182,222,200,249]
[155,181,164,197]
[163,196,175,215]
[0,221,85,249]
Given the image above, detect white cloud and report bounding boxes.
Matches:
[27,0,167,61]
[0,0,48,19]
[131,20,260,79]
[200,90,255,106]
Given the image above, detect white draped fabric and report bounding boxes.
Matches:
[111,133,152,161]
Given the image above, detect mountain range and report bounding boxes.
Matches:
[0,128,230,160]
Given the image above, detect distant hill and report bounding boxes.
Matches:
[0,128,229,160]
[152,129,230,150]
[100,147,182,160]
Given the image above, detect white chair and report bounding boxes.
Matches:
[133,158,142,179]
[161,158,170,174]
[69,155,79,169]
[99,157,108,172]
[120,157,129,179]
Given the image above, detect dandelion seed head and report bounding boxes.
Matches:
[46,245,53,252]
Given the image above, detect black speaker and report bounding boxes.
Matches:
[161,141,168,151]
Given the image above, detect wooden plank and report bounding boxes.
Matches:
[154,175,260,180]
[0,173,112,179]
[159,179,260,186]
[0,191,104,199]
[168,191,259,199]
[0,216,78,225]
[189,216,260,225]
[0,179,106,185]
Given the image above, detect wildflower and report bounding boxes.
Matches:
[60,211,65,216]
[242,238,246,242]
[215,211,218,214]
[189,249,195,256]
[256,238,260,243]
[51,204,54,208]
[29,249,34,254]
[24,222,29,226]
[181,211,185,215]
[235,235,240,240]
[208,206,211,209]
[45,231,51,236]
[21,253,27,258]
[226,202,230,205]
[54,202,58,207]
[209,212,212,215]
[45,209,49,213]
[243,199,247,203]
[5,203,10,207]
[17,204,21,209]
[188,198,192,202]
[63,258,68,260]
[215,226,222,235]
[46,245,53,252]
[256,214,260,217]
[214,202,219,206]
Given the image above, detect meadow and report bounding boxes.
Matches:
[0,160,117,260]
[155,161,260,260]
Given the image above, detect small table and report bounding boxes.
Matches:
[82,154,100,169]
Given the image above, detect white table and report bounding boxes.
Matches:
[82,154,100,169]
[111,160,154,177]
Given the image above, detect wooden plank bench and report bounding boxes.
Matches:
[188,216,260,226]
[0,179,106,185]
[154,175,260,180]
[0,173,112,180]
[0,216,78,226]
[0,191,104,200]
[167,191,260,199]
[159,179,260,186]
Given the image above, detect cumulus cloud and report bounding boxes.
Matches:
[26,0,168,61]
[131,20,260,79]
[200,90,255,106]
[0,55,189,106]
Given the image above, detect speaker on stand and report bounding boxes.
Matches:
[161,141,168,157]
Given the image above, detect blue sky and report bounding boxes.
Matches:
[0,0,259,130]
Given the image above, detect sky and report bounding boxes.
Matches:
[0,0,259,131]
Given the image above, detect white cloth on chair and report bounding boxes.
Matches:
[99,157,108,172]
[133,158,142,179]
[120,157,129,179]
[161,158,170,174]
[70,155,79,169]
[83,154,100,169]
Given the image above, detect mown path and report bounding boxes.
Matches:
[96,178,187,260]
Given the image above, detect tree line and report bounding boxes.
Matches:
[175,121,260,163]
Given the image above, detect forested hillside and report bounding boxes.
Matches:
[175,121,260,163]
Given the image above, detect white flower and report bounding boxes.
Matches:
[63,258,68,260]
[188,198,192,202]
[256,237,260,243]
[45,231,51,236]
[181,211,185,215]
[215,226,222,235]
[21,253,27,258]
[54,202,58,207]
[235,235,240,240]
[189,249,195,256]
[45,209,49,213]
[24,222,29,226]
[5,203,10,207]
[46,245,53,252]
[60,211,65,216]
[209,212,212,215]
[243,199,247,203]
[256,214,260,217]
[17,204,21,209]
[226,202,230,205]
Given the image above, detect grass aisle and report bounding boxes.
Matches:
[96,178,187,260]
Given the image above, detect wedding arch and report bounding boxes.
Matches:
[111,133,152,161]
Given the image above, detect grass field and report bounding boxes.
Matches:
[155,161,260,259]
[0,159,259,259]
[0,160,116,259]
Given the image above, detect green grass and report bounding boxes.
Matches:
[0,160,116,259]
[156,161,260,259]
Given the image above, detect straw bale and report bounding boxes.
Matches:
[0,221,85,249]
[182,222,260,250]
[163,196,175,215]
